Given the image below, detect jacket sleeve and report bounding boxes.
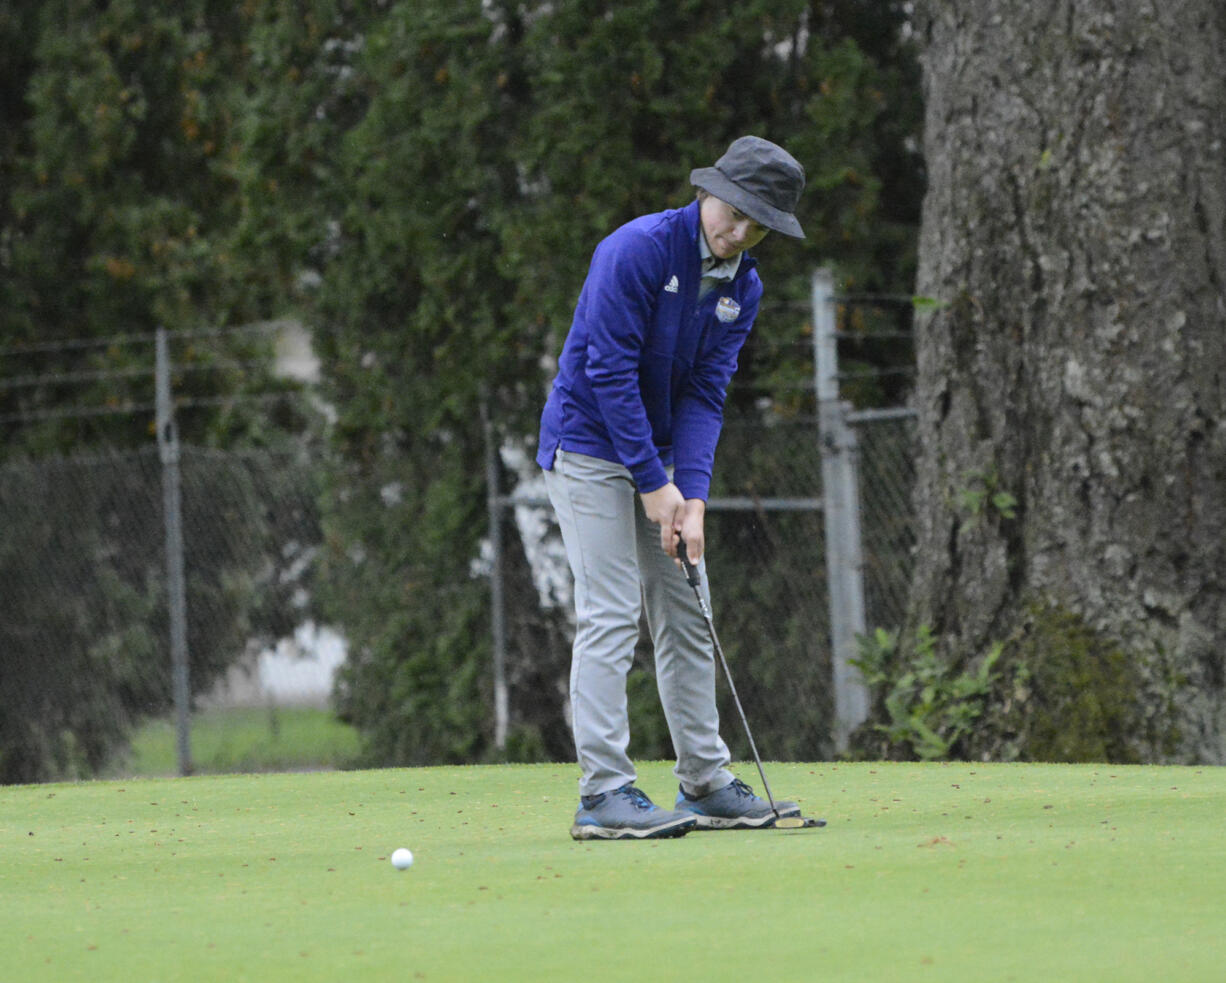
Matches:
[580,229,671,493]
[671,280,762,500]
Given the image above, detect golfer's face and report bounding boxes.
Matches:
[700,196,769,259]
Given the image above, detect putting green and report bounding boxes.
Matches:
[3,761,1223,981]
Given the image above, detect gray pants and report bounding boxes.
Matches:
[544,449,734,798]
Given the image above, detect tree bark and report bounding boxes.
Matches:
[910,0,1226,761]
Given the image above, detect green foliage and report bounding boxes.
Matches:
[1,0,924,772]
[1,0,291,453]
[0,3,325,782]
[957,466,1018,520]
[853,625,1002,760]
[856,605,1181,765]
[15,0,255,329]
[284,0,923,766]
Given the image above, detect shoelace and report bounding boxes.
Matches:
[617,785,656,811]
[729,778,759,800]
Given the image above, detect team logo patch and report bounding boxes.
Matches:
[715,296,741,323]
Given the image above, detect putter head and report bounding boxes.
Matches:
[773,815,826,829]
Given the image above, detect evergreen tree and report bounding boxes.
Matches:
[0,1,320,781]
[0,0,924,776]
[271,0,923,763]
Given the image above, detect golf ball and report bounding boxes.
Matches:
[390,847,414,870]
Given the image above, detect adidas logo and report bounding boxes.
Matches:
[664,275,679,294]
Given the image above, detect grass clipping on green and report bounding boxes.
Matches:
[4,761,1225,982]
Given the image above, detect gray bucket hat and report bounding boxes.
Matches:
[690,135,806,239]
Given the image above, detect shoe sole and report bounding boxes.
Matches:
[687,806,804,831]
[569,817,697,841]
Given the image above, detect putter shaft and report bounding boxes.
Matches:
[676,536,783,822]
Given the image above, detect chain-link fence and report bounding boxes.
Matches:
[854,409,918,633]
[1,277,917,779]
[0,439,321,782]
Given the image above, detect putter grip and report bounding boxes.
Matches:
[677,535,701,588]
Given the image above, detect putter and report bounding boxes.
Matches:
[676,536,824,830]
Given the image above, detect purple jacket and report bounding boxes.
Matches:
[536,199,762,500]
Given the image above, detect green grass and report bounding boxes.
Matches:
[3,761,1224,982]
[113,707,363,777]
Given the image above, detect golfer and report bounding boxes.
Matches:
[537,136,808,839]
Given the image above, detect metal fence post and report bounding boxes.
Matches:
[812,269,869,751]
[155,328,193,776]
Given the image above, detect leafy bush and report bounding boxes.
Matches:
[853,625,1001,760]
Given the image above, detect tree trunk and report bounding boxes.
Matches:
[908,0,1226,761]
